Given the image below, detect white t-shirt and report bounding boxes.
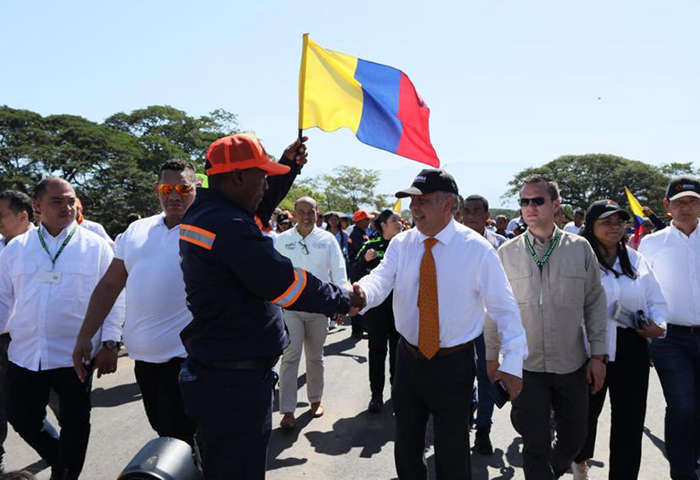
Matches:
[81,218,115,249]
[115,213,189,363]
[563,222,583,235]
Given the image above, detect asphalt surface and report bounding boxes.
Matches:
[4,326,670,479]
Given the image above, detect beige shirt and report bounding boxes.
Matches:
[485,227,607,374]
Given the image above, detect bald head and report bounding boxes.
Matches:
[295,196,317,210]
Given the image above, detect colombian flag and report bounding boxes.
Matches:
[298,34,439,167]
[624,186,645,243]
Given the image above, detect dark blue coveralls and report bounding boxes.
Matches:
[178,161,350,479]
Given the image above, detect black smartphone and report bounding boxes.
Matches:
[488,381,510,409]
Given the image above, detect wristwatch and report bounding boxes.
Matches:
[591,354,608,364]
[102,340,121,351]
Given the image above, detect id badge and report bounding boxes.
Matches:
[39,271,61,284]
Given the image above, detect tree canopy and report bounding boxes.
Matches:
[505,153,692,214]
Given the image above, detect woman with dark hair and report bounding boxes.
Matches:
[571,200,667,480]
[351,209,404,412]
[325,212,349,263]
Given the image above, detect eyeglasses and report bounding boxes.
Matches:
[158,184,194,196]
[519,196,546,207]
[298,240,309,255]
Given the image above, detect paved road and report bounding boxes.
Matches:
[4,326,670,479]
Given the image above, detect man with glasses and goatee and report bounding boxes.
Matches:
[485,175,607,480]
[275,196,349,430]
[73,159,198,445]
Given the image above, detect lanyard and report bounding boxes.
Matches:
[38,224,78,270]
[524,229,561,268]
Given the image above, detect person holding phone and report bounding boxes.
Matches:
[571,200,667,480]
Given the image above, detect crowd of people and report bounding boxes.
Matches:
[0,132,697,480]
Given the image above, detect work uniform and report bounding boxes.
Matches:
[178,187,351,480]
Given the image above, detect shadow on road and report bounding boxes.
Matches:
[304,401,395,458]
[267,412,315,470]
[91,382,142,408]
[324,334,367,364]
[644,426,667,459]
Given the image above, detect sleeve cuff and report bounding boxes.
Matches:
[589,343,607,356]
[498,354,523,379]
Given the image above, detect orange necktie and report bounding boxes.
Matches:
[418,238,440,359]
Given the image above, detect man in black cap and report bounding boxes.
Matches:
[352,169,527,480]
[639,174,700,480]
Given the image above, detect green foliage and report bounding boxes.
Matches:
[0,105,238,235]
[277,178,327,212]
[505,153,673,213]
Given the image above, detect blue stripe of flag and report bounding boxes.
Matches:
[354,59,403,154]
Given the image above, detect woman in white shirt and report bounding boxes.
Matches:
[572,200,667,480]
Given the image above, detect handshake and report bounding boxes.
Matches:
[344,283,367,317]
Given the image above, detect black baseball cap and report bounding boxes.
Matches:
[586,200,631,225]
[666,174,700,201]
[395,169,459,198]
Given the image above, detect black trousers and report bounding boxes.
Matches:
[134,358,195,444]
[179,358,277,480]
[7,362,93,480]
[366,299,399,398]
[393,338,475,480]
[511,365,589,480]
[0,333,10,461]
[575,328,650,479]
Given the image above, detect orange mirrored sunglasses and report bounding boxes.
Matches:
[158,183,193,196]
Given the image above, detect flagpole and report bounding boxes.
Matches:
[298,33,309,141]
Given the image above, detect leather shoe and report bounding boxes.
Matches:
[310,402,324,418]
[368,396,383,412]
[280,413,296,430]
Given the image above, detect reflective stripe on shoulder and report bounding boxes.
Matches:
[272,268,308,308]
[180,224,216,250]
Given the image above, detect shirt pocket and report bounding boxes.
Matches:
[8,259,40,309]
[508,266,537,304]
[556,263,587,307]
[56,260,97,309]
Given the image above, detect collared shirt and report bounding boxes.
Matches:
[639,221,700,326]
[0,221,124,371]
[114,213,189,363]
[357,219,528,377]
[487,228,607,374]
[80,218,115,249]
[275,227,348,286]
[589,247,667,361]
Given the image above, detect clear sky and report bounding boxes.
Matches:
[2,1,699,209]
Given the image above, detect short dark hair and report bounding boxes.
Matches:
[521,175,560,200]
[464,194,489,212]
[159,159,196,182]
[574,209,585,216]
[34,177,70,201]
[0,191,34,223]
[126,213,141,224]
[374,209,396,236]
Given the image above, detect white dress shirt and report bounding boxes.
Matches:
[357,219,528,377]
[80,218,115,249]
[114,213,190,363]
[639,221,700,326]
[0,221,124,371]
[588,247,668,361]
[275,226,348,285]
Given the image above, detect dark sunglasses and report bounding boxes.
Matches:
[158,184,193,196]
[519,196,546,207]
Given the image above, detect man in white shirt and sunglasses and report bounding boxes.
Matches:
[275,196,348,429]
[73,159,198,445]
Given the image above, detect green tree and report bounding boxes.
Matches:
[278,178,327,212]
[319,166,389,212]
[505,154,670,213]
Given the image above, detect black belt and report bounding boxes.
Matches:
[401,337,472,360]
[198,356,279,370]
[668,324,700,336]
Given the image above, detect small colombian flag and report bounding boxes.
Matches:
[624,186,645,243]
[298,34,439,167]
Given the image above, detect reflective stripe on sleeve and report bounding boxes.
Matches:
[272,268,308,308]
[180,224,216,250]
